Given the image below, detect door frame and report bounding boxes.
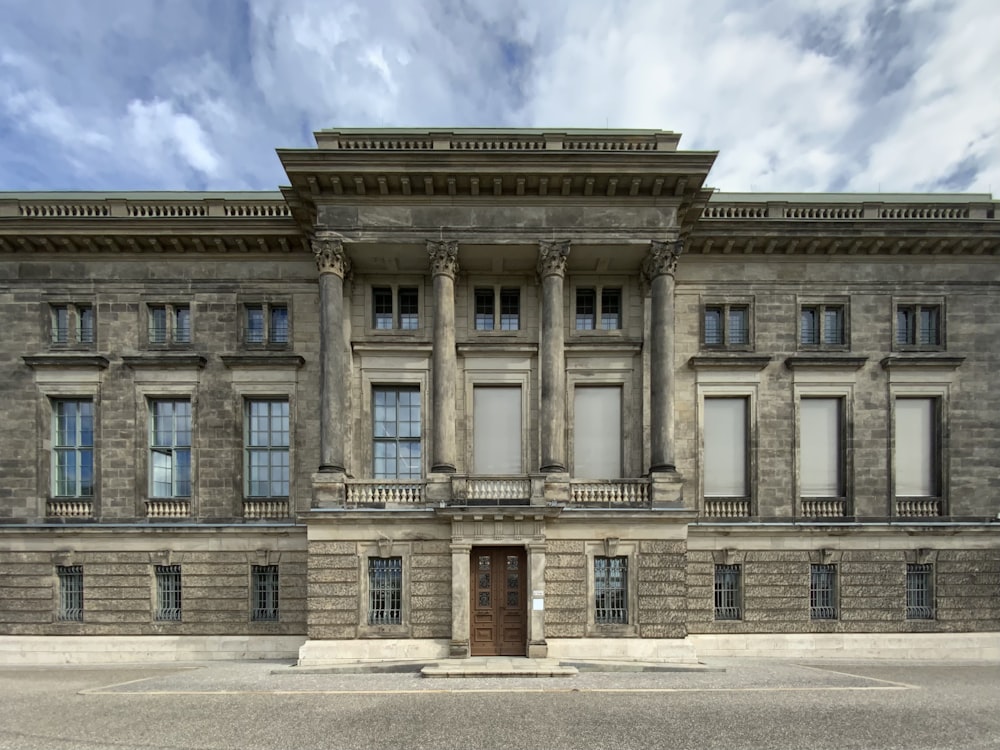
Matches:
[469,545,528,657]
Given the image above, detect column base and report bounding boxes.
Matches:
[527,640,549,658]
[449,640,470,658]
[311,472,347,508]
[649,469,684,507]
[318,464,346,473]
[431,463,456,474]
[539,463,567,473]
[648,463,676,473]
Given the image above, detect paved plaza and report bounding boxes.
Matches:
[0,659,998,749]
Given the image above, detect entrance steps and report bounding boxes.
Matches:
[421,657,577,678]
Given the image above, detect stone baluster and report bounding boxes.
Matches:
[538,240,570,473]
[428,240,459,473]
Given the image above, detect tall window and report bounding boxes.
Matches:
[714,564,742,621]
[896,303,942,349]
[906,563,934,620]
[57,565,83,622]
[703,398,748,498]
[251,565,279,622]
[150,400,191,498]
[594,556,628,624]
[894,398,939,498]
[474,287,520,331]
[810,564,837,620]
[373,387,421,479]
[368,557,402,625]
[50,303,94,346]
[473,386,522,474]
[244,303,289,345]
[52,400,94,498]
[246,400,290,497]
[148,304,191,345]
[573,386,622,479]
[575,287,623,331]
[800,398,843,498]
[155,564,182,621]
[703,304,749,348]
[800,304,845,347]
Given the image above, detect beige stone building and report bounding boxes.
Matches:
[1,128,998,665]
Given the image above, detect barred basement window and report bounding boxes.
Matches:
[57,565,83,622]
[714,564,742,620]
[906,563,934,620]
[594,556,628,624]
[368,557,402,625]
[251,565,279,622]
[810,564,838,620]
[155,564,182,621]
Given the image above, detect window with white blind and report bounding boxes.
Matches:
[473,387,522,474]
[800,398,843,497]
[894,398,939,497]
[703,398,748,497]
[573,387,622,479]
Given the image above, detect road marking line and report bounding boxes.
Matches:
[793,663,922,689]
[82,685,912,696]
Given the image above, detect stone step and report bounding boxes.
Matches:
[421,657,578,678]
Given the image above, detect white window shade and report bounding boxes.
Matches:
[895,398,937,496]
[703,398,747,497]
[473,387,522,474]
[800,398,842,497]
[573,387,622,479]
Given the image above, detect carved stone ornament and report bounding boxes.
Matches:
[427,239,459,278]
[642,239,683,283]
[537,239,571,278]
[312,235,351,277]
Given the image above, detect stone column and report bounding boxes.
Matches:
[312,235,351,473]
[428,240,459,473]
[449,542,471,657]
[527,541,547,658]
[642,239,682,474]
[537,240,570,473]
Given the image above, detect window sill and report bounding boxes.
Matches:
[881,355,964,370]
[689,355,770,371]
[122,354,206,370]
[785,355,867,370]
[24,354,109,370]
[222,354,304,369]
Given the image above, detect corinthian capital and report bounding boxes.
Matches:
[642,239,683,283]
[537,239,571,278]
[312,235,350,278]
[427,240,459,278]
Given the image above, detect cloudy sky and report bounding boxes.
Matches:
[1,0,997,194]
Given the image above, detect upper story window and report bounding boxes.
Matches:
[800,303,846,348]
[895,302,943,350]
[373,286,419,330]
[150,399,191,498]
[703,303,751,349]
[244,302,289,346]
[52,399,94,498]
[575,287,622,331]
[475,287,520,331]
[148,304,191,346]
[49,303,94,347]
[245,400,290,498]
[373,387,421,479]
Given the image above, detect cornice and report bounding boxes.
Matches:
[23,354,109,369]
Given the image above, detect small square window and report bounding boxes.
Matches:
[57,565,83,622]
[576,287,622,331]
[714,564,742,620]
[810,564,838,620]
[49,303,94,347]
[368,557,402,625]
[474,287,520,331]
[906,563,934,620]
[251,565,279,622]
[703,303,751,349]
[148,304,191,346]
[244,302,289,346]
[800,303,846,348]
[155,564,182,622]
[594,556,628,625]
[372,286,419,331]
[896,303,943,349]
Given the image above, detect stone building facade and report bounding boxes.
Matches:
[1,128,998,664]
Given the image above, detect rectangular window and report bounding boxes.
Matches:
[251,565,279,622]
[246,400,290,497]
[50,303,94,346]
[373,287,394,329]
[894,398,938,497]
[473,387,522,474]
[703,398,747,497]
[51,304,69,344]
[270,306,289,343]
[57,565,83,622]
[575,288,596,330]
[800,398,843,497]
[175,306,191,343]
[906,563,934,620]
[703,304,750,348]
[897,304,942,348]
[52,400,94,498]
[800,304,845,347]
[573,386,622,479]
[372,287,418,330]
[575,287,622,331]
[246,305,265,343]
[398,288,419,330]
[244,303,288,345]
[499,288,520,330]
[150,400,192,498]
[155,564,182,622]
[474,288,494,330]
[714,564,742,621]
[149,305,168,343]
[368,557,402,625]
[601,288,622,330]
[148,304,191,345]
[594,556,628,625]
[373,387,421,479]
[77,306,94,344]
[475,287,520,331]
[810,564,838,620]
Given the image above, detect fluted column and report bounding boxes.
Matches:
[538,240,570,473]
[428,240,459,473]
[643,239,682,473]
[312,235,351,473]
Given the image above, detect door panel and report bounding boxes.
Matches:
[470,547,526,656]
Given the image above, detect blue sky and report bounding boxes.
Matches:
[1,0,997,194]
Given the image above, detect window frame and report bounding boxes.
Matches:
[585,540,638,637]
[893,298,945,351]
[809,563,838,620]
[154,564,182,622]
[244,399,290,498]
[148,398,193,499]
[47,301,95,348]
[51,399,95,499]
[250,564,280,622]
[701,299,753,350]
[795,386,853,517]
[890,389,946,513]
[145,302,192,347]
[906,563,935,620]
[241,299,290,347]
[572,282,625,332]
[471,283,523,332]
[798,298,848,350]
[700,394,753,505]
[56,565,84,622]
[714,564,743,621]
[368,282,423,332]
[371,386,422,480]
[358,542,411,638]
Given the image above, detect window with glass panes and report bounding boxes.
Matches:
[368,557,402,625]
[251,565,279,622]
[373,387,421,479]
[52,400,94,498]
[575,287,622,330]
[148,304,191,345]
[703,304,749,348]
[57,565,83,622]
[800,304,845,347]
[244,303,288,345]
[245,400,290,497]
[896,304,942,348]
[594,556,628,624]
[50,303,94,346]
[475,287,520,330]
[150,400,191,498]
[373,287,419,330]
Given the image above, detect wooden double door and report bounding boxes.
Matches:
[470,547,527,656]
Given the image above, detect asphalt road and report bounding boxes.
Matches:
[0,659,998,750]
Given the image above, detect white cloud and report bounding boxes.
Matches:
[125,99,220,177]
